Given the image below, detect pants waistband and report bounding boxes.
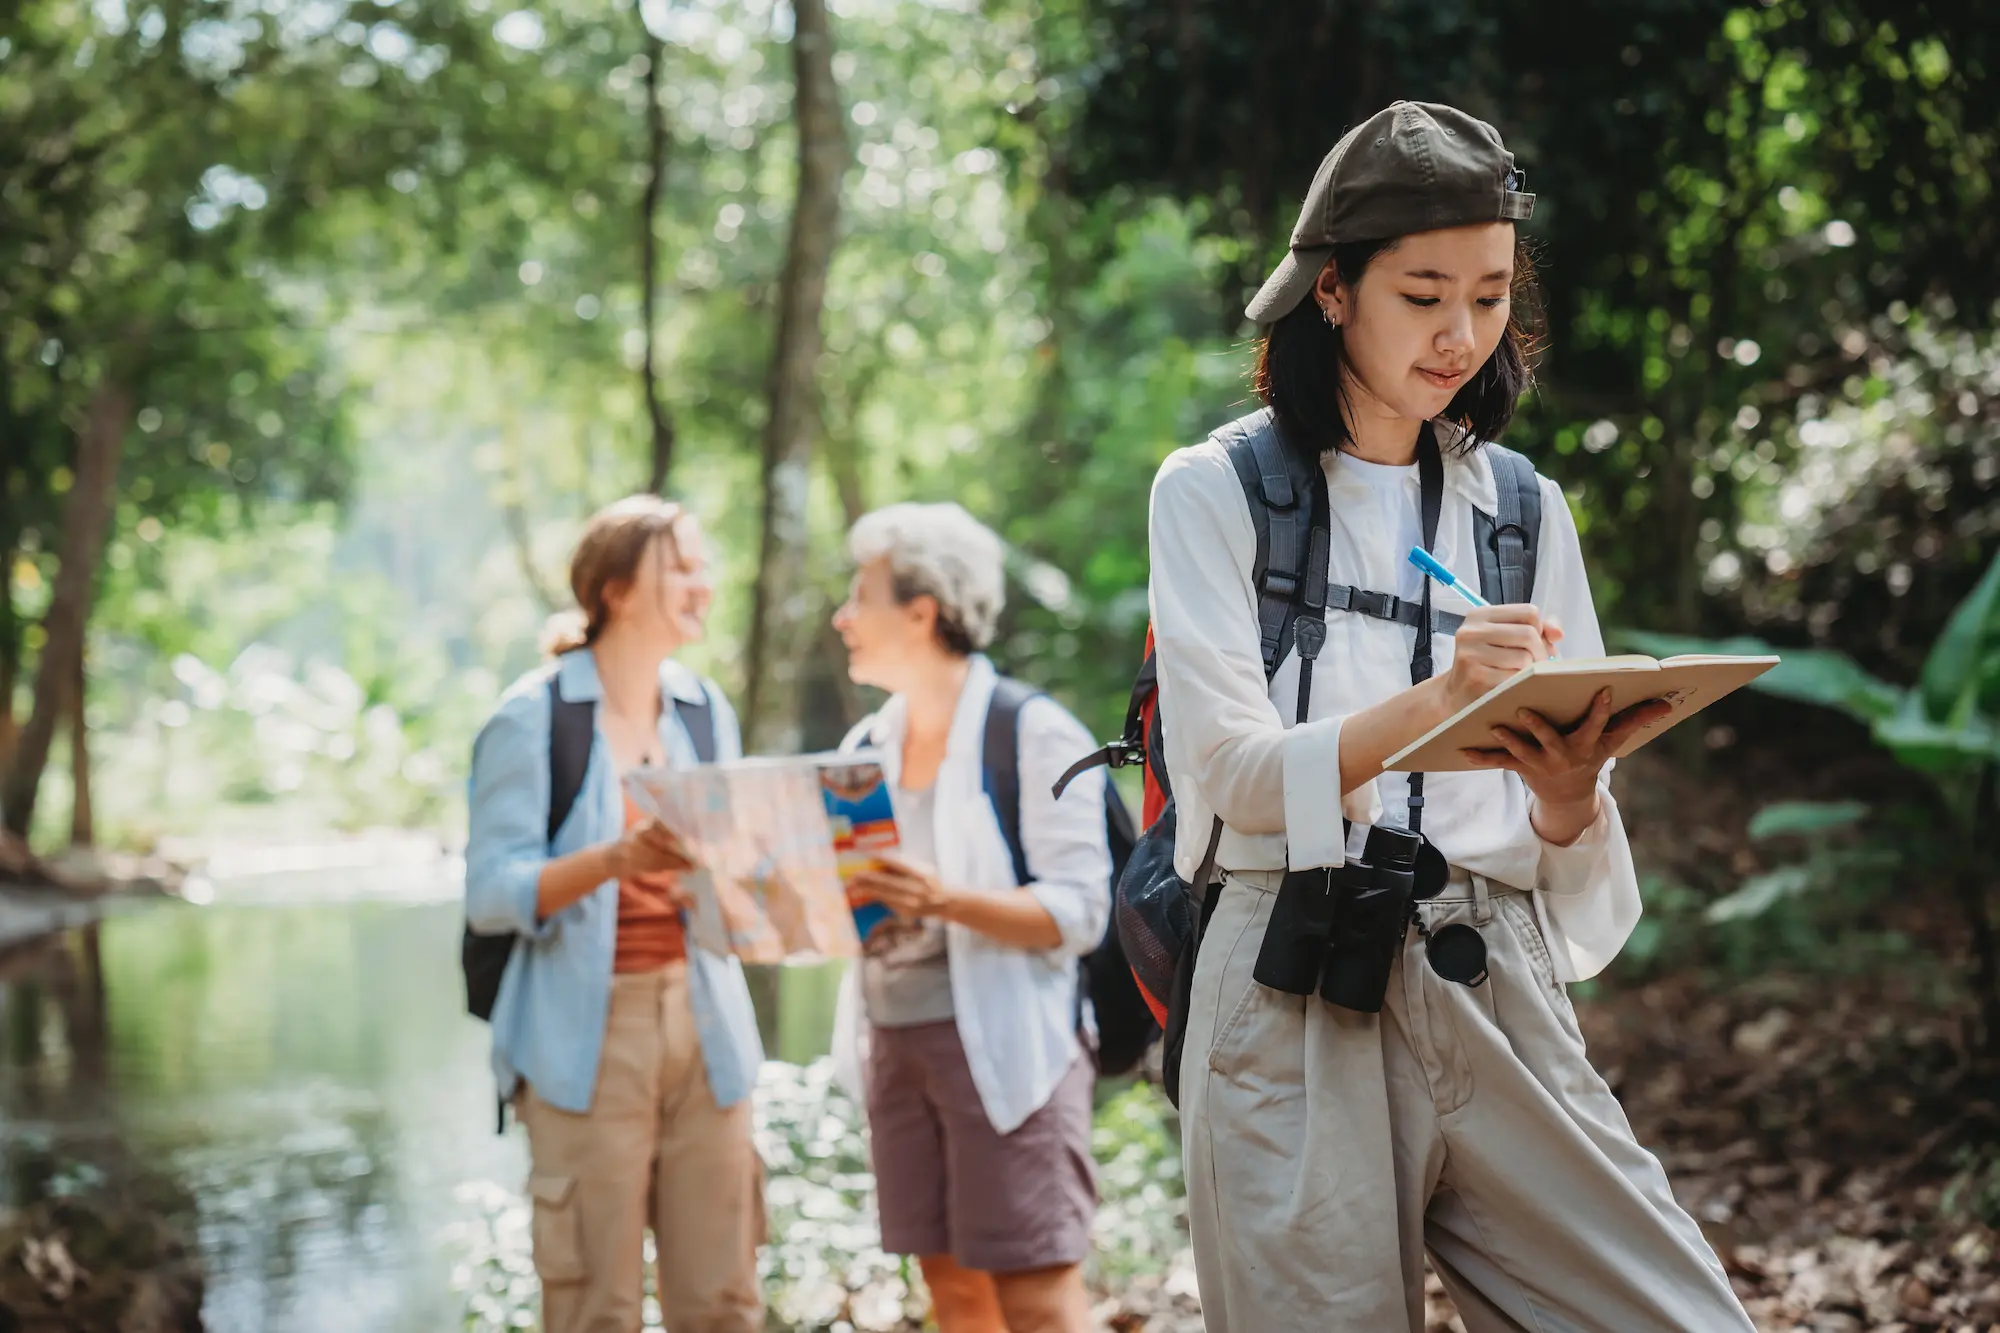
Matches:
[1219,865,1524,905]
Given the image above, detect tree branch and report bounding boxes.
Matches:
[639,16,677,495]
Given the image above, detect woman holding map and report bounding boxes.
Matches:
[828,501,1111,1333]
[464,496,766,1333]
[1145,103,1755,1330]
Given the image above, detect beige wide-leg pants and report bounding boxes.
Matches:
[1182,870,1754,1333]
[518,963,766,1333]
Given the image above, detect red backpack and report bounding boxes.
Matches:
[1054,409,1543,1102]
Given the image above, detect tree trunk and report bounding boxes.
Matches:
[824,421,868,529]
[68,643,92,846]
[742,0,847,752]
[0,567,17,778]
[639,15,677,495]
[1,380,128,840]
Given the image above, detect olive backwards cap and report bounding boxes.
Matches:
[1245,101,1536,326]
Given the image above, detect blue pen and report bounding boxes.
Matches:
[1408,547,1489,608]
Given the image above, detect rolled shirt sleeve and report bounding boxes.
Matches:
[1018,695,1115,958]
[465,695,565,943]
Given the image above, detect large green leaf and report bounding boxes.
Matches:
[1872,694,2000,776]
[1746,800,1868,840]
[1616,631,1904,723]
[1704,865,1815,924]
[1919,550,2000,723]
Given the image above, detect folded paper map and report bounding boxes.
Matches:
[1383,653,1780,774]
[624,751,900,963]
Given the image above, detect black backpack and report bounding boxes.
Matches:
[980,677,1152,1078]
[1054,409,1543,1105]
[460,674,718,1023]
[976,680,1152,1072]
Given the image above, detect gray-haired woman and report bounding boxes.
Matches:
[827,502,1110,1333]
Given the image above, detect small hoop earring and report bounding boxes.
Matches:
[1322,306,1339,330]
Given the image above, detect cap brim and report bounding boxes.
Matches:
[1244,245,1333,325]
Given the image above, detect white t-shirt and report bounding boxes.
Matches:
[1330,452,1425,604]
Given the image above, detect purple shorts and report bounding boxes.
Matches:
[863,1019,1097,1272]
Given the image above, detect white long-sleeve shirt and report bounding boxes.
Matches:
[1147,425,1642,982]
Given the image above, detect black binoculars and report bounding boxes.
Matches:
[1252,824,1449,1013]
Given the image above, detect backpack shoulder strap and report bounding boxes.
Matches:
[673,686,718,764]
[982,676,1037,888]
[1474,443,1543,605]
[546,675,595,847]
[1218,410,1317,681]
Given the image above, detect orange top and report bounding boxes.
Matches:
[614,795,687,973]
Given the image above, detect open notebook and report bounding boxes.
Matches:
[1382,653,1780,774]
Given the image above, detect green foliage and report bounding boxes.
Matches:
[1089,1079,1188,1284]
[1745,799,1869,841]
[1049,0,2000,636]
[1649,545,2000,803]
[1638,549,2000,997]
[5,0,1998,836]
[1919,548,2000,725]
[1705,810,1899,927]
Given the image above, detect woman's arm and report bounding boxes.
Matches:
[1008,696,1113,956]
[1147,446,1376,869]
[466,698,567,940]
[848,856,1065,949]
[939,885,1066,950]
[1332,606,1563,800]
[467,687,697,934]
[534,825,693,919]
[848,699,1110,954]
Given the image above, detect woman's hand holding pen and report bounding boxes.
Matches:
[1442,605,1563,712]
[1449,609,1673,843]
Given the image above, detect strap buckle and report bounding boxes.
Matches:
[1105,737,1146,769]
[1351,589,1401,622]
[1260,568,1300,600]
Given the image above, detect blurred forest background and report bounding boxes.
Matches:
[6,0,2000,1329]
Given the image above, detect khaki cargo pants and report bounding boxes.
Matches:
[1182,870,1755,1333]
[517,963,766,1333]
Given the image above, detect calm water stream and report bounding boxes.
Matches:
[0,871,843,1332]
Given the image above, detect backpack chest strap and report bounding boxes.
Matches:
[1327,584,1465,636]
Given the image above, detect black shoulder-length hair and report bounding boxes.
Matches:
[1252,237,1546,461]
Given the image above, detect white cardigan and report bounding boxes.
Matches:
[830,655,1112,1134]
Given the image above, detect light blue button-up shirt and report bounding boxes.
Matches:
[465,649,764,1114]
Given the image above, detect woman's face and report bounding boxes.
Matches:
[1316,222,1516,427]
[605,516,712,652]
[831,556,934,691]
